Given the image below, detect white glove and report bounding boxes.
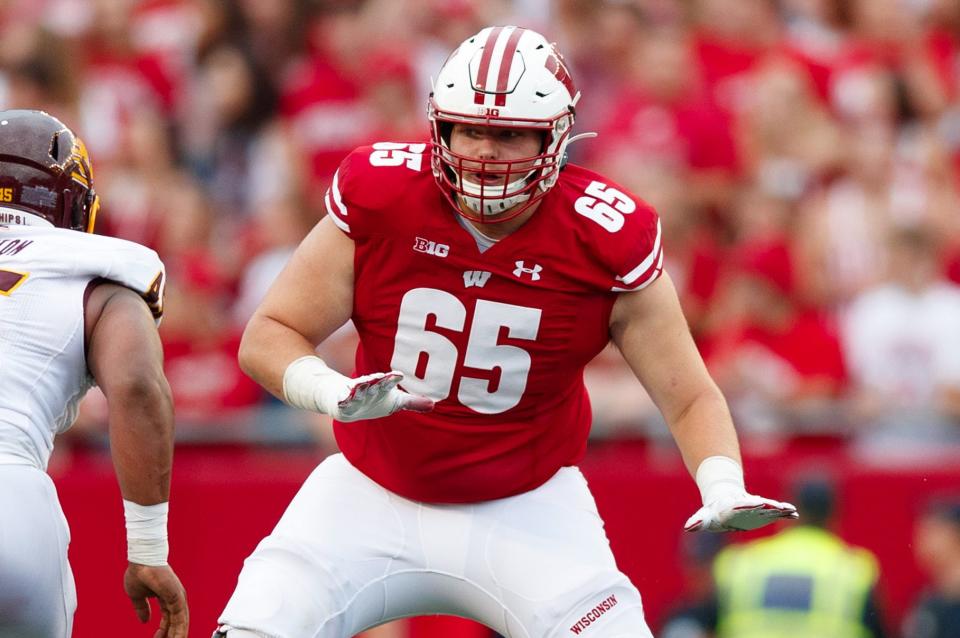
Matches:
[684,456,798,533]
[282,356,434,422]
[684,493,799,532]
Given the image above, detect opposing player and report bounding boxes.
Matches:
[216,27,796,638]
[0,110,188,637]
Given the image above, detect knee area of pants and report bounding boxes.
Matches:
[239,545,350,606]
[218,554,349,636]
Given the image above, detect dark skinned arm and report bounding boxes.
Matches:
[84,283,188,638]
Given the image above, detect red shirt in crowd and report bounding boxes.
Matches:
[590,88,739,174]
[279,54,377,188]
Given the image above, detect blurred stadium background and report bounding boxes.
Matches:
[3,0,960,635]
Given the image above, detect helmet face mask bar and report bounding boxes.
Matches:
[428,26,579,224]
[0,109,100,233]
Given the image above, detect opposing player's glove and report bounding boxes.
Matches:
[282,356,435,422]
[683,456,798,532]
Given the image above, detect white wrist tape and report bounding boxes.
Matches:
[695,456,746,506]
[123,500,169,566]
[282,355,345,415]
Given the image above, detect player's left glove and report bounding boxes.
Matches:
[683,456,798,533]
[684,493,798,532]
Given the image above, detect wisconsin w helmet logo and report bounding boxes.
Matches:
[513,261,542,281]
[544,48,576,97]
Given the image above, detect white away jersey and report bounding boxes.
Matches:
[0,225,165,470]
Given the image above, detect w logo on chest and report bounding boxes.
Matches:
[463,271,492,288]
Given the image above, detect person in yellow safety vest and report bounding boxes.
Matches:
[712,478,888,638]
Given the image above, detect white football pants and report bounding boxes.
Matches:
[217,453,653,638]
[0,464,75,638]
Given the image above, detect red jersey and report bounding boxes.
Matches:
[325,143,663,503]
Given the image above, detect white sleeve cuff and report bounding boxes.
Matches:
[695,456,745,506]
[282,355,343,414]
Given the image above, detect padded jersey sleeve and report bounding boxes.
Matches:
[323,143,430,241]
[58,231,166,319]
[323,156,355,238]
[611,208,662,293]
[573,174,663,293]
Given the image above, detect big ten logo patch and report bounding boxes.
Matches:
[413,237,450,258]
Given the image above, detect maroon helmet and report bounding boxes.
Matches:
[0,109,100,232]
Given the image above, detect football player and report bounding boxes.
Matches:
[0,110,188,637]
[215,26,796,638]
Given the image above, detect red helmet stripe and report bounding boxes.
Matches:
[473,26,504,105]
[494,27,526,107]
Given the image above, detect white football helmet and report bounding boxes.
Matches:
[429,26,579,223]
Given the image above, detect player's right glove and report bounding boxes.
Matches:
[282,355,435,422]
[683,456,798,532]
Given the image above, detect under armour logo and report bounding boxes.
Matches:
[513,261,542,281]
[463,270,492,288]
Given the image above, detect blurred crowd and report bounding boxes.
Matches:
[4,0,960,452]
